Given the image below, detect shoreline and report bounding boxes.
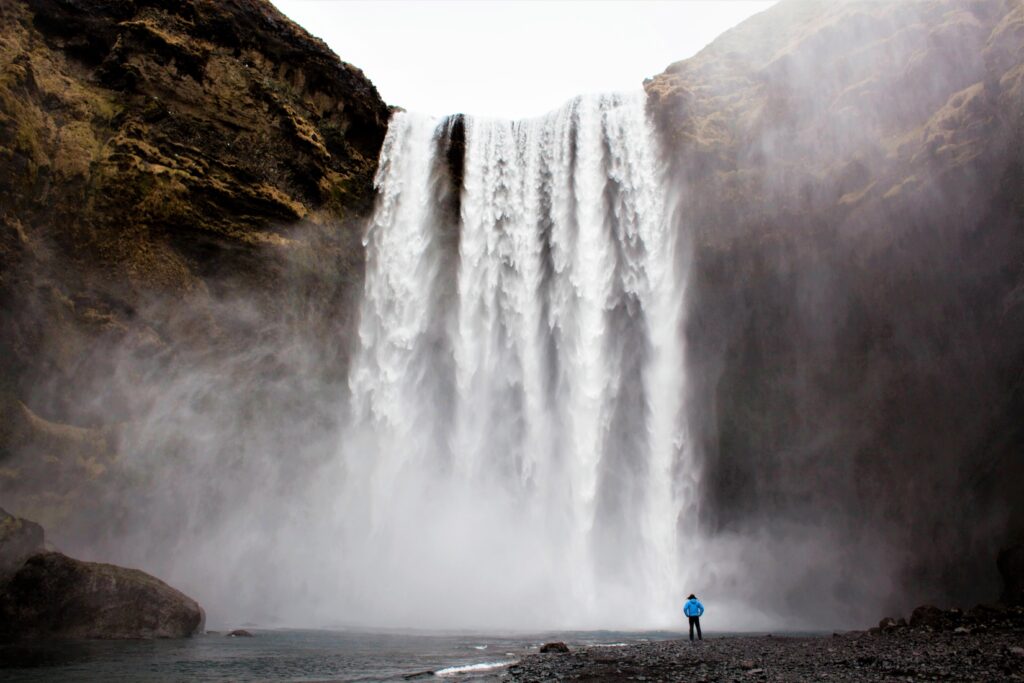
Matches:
[503,608,1024,682]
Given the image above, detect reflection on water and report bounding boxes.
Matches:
[0,629,680,681]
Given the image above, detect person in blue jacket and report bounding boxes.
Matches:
[683,594,705,641]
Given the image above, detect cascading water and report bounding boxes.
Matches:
[342,92,692,629]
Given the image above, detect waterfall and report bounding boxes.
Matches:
[342,92,690,629]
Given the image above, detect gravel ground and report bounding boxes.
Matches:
[503,608,1024,682]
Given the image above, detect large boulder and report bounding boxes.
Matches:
[998,544,1024,606]
[0,508,44,576]
[0,552,204,640]
[909,605,947,629]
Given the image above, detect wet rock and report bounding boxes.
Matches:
[540,641,570,653]
[0,508,44,576]
[909,605,945,629]
[227,629,254,637]
[0,0,391,517]
[967,603,1008,621]
[0,552,204,640]
[878,617,899,631]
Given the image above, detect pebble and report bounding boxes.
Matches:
[503,608,1024,682]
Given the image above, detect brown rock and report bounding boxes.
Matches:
[0,552,204,640]
[909,605,945,629]
[540,641,570,653]
[0,0,390,518]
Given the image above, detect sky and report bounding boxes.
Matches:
[271,1,776,119]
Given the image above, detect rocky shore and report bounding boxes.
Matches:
[505,609,1024,682]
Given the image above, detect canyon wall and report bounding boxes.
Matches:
[1,0,1022,627]
[646,0,1024,620]
[0,0,389,528]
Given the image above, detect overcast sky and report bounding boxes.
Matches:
[270,1,776,119]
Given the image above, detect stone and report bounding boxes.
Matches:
[0,508,44,577]
[0,552,204,640]
[0,0,391,521]
[878,617,898,631]
[967,603,1008,621]
[909,605,945,629]
[227,629,254,637]
[540,642,570,653]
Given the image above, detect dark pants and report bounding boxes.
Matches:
[688,616,702,641]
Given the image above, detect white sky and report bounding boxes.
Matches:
[271,0,776,119]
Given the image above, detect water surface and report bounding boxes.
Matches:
[0,629,682,681]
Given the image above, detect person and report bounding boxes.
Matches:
[683,593,704,641]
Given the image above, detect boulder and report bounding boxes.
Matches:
[967,603,1009,621]
[909,605,945,629]
[0,508,44,577]
[540,641,570,653]
[997,544,1024,606]
[0,552,204,640]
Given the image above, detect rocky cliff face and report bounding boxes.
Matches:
[0,0,389,526]
[3,0,1022,629]
[646,0,1024,620]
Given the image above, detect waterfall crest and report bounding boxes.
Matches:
[343,92,691,628]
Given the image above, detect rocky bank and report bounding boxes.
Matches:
[507,568,1024,683]
[504,622,1024,682]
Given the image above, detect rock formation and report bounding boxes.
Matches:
[0,0,389,525]
[645,0,1024,620]
[0,0,1021,630]
[0,551,205,639]
[0,508,204,640]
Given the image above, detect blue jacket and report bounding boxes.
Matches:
[683,598,705,618]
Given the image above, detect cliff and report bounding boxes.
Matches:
[646,0,1024,621]
[0,0,389,525]
[2,0,1023,630]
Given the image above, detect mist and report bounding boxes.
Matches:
[2,0,1022,636]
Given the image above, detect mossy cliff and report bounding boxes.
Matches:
[646,0,1024,618]
[0,0,389,525]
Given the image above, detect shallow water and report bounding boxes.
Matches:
[0,629,681,682]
